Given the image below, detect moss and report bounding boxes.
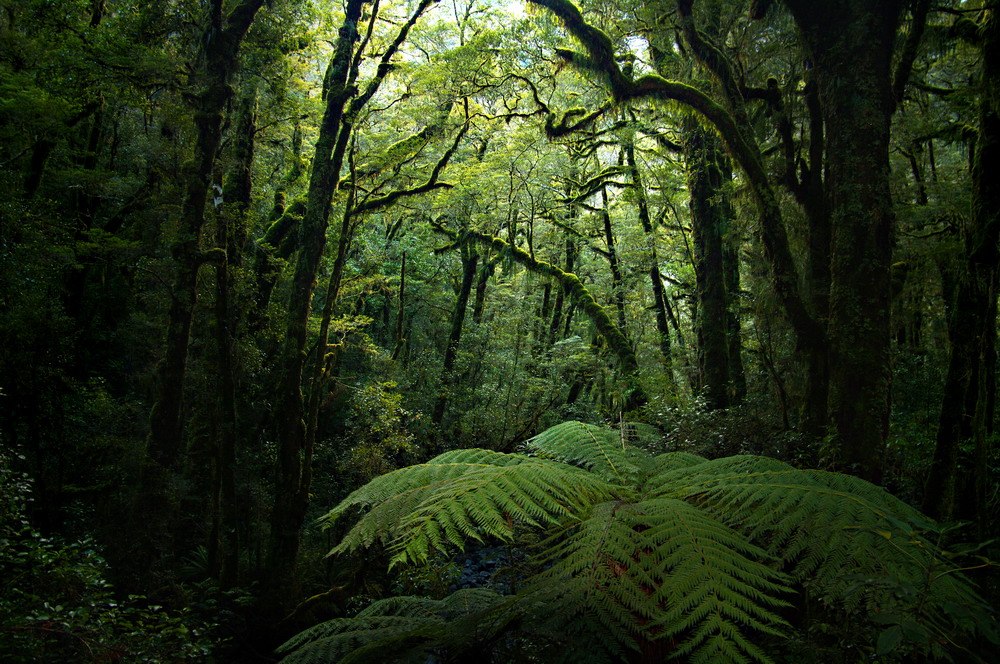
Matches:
[465,229,640,378]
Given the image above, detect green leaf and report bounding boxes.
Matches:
[876,625,902,655]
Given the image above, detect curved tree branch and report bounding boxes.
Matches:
[527,0,823,343]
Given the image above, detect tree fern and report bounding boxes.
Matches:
[277,589,514,664]
[283,421,996,663]
[325,447,617,565]
[648,455,980,611]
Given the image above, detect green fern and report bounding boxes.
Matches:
[277,589,513,664]
[282,421,995,664]
[325,447,617,565]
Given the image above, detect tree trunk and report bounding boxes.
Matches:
[600,188,628,335]
[472,255,497,326]
[626,140,674,381]
[548,236,575,344]
[800,75,832,434]
[212,88,256,589]
[264,0,437,600]
[683,120,732,410]
[925,7,999,521]
[392,251,407,360]
[784,0,903,483]
[264,0,367,601]
[135,0,265,571]
[146,0,266,472]
[433,243,479,426]
[723,222,746,404]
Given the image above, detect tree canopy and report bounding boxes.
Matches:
[1,0,998,661]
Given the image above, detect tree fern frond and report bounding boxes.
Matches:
[644,451,709,479]
[323,448,525,526]
[292,421,995,664]
[277,615,439,664]
[619,421,665,447]
[327,448,618,564]
[278,589,510,664]
[529,496,790,663]
[526,420,645,483]
[640,498,790,657]
[653,455,982,611]
[354,587,500,619]
[388,456,619,565]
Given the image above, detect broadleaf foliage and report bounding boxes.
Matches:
[283,421,995,663]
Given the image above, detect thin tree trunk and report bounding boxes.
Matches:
[626,139,674,385]
[392,251,407,360]
[213,88,256,589]
[600,188,628,335]
[433,243,479,426]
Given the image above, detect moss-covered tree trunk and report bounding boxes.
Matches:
[146,0,265,473]
[924,7,999,522]
[599,189,628,335]
[723,220,746,405]
[473,254,497,326]
[798,75,832,435]
[135,0,264,573]
[265,0,438,601]
[210,88,256,589]
[249,124,305,332]
[548,235,575,344]
[392,251,408,360]
[784,0,903,482]
[683,120,733,410]
[264,0,367,602]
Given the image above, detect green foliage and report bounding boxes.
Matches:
[282,421,997,663]
[278,588,514,664]
[338,380,418,483]
[0,454,216,662]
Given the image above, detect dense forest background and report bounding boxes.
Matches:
[1,0,999,661]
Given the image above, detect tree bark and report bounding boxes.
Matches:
[212,88,256,589]
[265,0,438,600]
[784,0,903,482]
[392,251,407,360]
[265,0,367,601]
[925,7,999,521]
[146,0,266,472]
[548,236,575,344]
[472,254,497,326]
[683,119,733,410]
[134,0,264,572]
[723,221,746,404]
[600,188,628,335]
